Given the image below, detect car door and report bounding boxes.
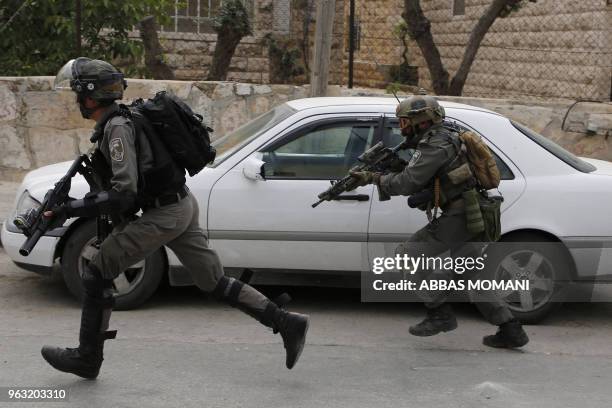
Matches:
[208,115,380,273]
[367,115,526,264]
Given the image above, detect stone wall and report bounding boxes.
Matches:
[340,0,404,89]
[289,0,346,86]
[156,0,346,86]
[155,32,271,83]
[0,77,308,181]
[339,0,611,101]
[153,0,277,83]
[0,77,610,181]
[124,0,610,101]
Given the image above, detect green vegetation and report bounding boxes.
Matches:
[0,0,173,76]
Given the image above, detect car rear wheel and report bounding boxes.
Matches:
[60,220,165,310]
[484,233,570,324]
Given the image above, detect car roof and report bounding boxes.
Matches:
[286,96,500,116]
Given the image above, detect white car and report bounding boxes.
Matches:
[3,97,612,322]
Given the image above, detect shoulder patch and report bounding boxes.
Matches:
[408,150,422,167]
[110,138,124,162]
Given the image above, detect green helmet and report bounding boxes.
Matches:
[395,95,445,125]
[54,57,127,102]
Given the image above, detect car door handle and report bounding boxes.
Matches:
[333,194,370,202]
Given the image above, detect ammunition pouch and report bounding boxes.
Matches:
[462,188,485,236]
[446,162,473,185]
[479,195,503,242]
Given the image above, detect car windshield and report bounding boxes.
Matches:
[211,103,297,166]
[512,121,596,173]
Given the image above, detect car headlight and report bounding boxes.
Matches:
[5,191,42,233]
[15,190,42,215]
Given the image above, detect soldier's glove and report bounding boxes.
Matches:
[43,198,75,229]
[349,171,381,188]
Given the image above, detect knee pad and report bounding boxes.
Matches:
[211,276,243,307]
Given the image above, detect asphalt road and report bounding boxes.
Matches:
[1,246,612,408]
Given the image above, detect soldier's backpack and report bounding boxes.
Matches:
[130,91,216,177]
[457,130,500,190]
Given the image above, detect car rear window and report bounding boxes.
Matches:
[512,121,596,173]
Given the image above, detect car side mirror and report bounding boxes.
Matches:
[242,154,266,181]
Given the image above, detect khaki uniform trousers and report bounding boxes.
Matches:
[92,191,223,292]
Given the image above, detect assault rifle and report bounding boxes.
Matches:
[13,154,98,256]
[312,141,408,208]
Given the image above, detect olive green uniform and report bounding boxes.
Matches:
[379,124,513,326]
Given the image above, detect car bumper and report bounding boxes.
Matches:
[1,221,59,270]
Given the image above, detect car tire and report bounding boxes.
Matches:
[60,219,165,310]
[482,233,570,324]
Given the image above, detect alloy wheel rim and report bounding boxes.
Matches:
[494,249,555,313]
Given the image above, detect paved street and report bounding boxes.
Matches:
[1,243,612,408]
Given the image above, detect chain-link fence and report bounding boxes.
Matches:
[342,0,611,101]
[144,0,610,100]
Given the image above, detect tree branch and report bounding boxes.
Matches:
[402,0,449,94]
[138,16,175,80]
[448,0,520,95]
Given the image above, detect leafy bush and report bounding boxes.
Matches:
[0,0,172,76]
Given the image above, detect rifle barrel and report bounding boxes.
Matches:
[19,229,44,256]
[312,199,324,208]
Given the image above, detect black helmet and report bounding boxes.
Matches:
[54,57,127,103]
[395,95,445,125]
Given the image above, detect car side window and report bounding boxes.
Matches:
[262,121,376,179]
[383,119,514,180]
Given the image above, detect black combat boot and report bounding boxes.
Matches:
[212,276,309,369]
[482,319,529,348]
[264,303,309,369]
[409,304,458,337]
[41,344,105,380]
[42,265,116,379]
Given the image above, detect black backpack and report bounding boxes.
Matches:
[131,91,216,177]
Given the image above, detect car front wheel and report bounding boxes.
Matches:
[60,220,165,310]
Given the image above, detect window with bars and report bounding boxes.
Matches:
[162,0,253,34]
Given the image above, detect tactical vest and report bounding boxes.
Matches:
[91,104,186,204]
[419,124,476,209]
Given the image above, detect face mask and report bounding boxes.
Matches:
[399,118,418,147]
[76,94,96,119]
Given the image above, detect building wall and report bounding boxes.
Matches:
[342,0,611,100]
[149,0,277,83]
[157,31,271,83]
[289,0,346,85]
[141,0,610,101]
[155,0,347,86]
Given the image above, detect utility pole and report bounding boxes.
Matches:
[348,0,355,88]
[310,0,336,97]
